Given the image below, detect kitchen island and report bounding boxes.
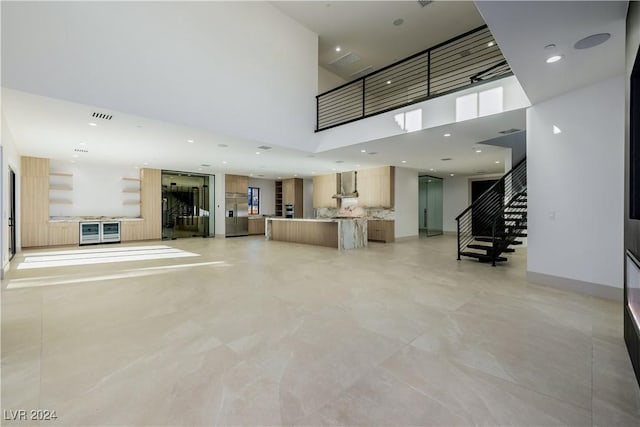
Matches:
[265,218,367,250]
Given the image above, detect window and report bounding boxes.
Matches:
[393,108,422,133]
[248,187,259,215]
[456,87,503,122]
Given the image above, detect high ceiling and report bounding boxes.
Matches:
[273,1,484,81]
[1,1,628,181]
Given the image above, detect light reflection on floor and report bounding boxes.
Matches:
[17,245,200,270]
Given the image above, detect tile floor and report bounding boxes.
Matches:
[1,235,640,426]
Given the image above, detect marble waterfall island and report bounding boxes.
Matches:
[265,218,367,250]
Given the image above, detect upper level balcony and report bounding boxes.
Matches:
[316,25,512,132]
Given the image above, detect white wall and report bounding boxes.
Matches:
[443,175,469,233]
[527,75,625,289]
[1,113,21,274]
[303,179,313,218]
[316,75,530,152]
[48,160,140,217]
[318,66,347,94]
[248,178,276,215]
[394,167,419,239]
[2,2,319,152]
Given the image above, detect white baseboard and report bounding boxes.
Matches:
[395,235,419,242]
[527,271,622,301]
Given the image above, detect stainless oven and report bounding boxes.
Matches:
[79,222,101,245]
[101,221,121,243]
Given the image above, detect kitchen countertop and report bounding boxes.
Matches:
[49,216,144,223]
[266,217,366,223]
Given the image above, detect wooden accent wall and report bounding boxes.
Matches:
[140,168,161,240]
[312,174,339,208]
[357,166,395,208]
[21,157,50,247]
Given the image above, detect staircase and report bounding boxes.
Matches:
[456,158,527,266]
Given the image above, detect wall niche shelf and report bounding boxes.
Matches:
[123,200,141,205]
[50,185,73,191]
[122,189,140,193]
[122,177,141,182]
[49,172,73,177]
[49,199,73,205]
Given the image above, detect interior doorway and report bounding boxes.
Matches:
[8,168,16,260]
[161,171,212,239]
[419,175,443,237]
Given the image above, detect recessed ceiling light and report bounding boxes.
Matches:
[88,122,97,126]
[450,173,455,176]
[278,176,282,179]
[444,133,451,137]
[401,160,407,163]
[294,174,298,177]
[553,125,562,134]
[255,151,260,155]
[487,41,495,47]
[546,55,563,64]
[393,18,404,26]
[187,139,194,143]
[475,149,482,153]
[335,46,341,52]
[361,149,366,153]
[495,160,501,164]
[222,160,227,164]
[574,33,610,50]
[429,168,435,171]
[386,80,392,84]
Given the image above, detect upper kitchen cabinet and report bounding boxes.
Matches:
[282,178,303,217]
[357,166,395,208]
[225,174,249,194]
[312,173,339,208]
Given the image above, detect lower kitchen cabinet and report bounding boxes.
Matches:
[248,218,266,235]
[48,222,79,246]
[367,219,395,243]
[121,221,145,242]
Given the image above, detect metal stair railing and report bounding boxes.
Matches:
[456,157,527,261]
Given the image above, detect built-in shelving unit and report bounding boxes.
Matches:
[275,181,283,217]
[49,171,73,206]
[122,177,141,206]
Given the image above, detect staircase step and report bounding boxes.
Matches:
[460,251,508,263]
[467,244,516,253]
[515,232,527,237]
[474,237,523,245]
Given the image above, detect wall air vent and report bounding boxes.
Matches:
[499,128,522,134]
[351,66,374,79]
[257,145,272,150]
[330,52,361,68]
[418,0,433,7]
[91,112,113,121]
[441,158,452,161]
[200,164,211,168]
[367,152,378,155]
[73,148,89,153]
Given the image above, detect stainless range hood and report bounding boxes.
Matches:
[332,171,358,199]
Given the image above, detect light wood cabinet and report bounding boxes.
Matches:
[121,221,145,242]
[312,174,339,208]
[140,168,162,240]
[357,166,395,208]
[48,222,79,246]
[282,178,303,217]
[21,157,50,247]
[248,218,266,235]
[367,220,395,243]
[225,174,249,194]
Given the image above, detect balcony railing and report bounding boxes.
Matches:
[316,25,512,132]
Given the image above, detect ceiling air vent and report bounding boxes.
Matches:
[200,164,211,168]
[74,148,89,153]
[91,112,112,121]
[257,145,272,150]
[441,157,452,161]
[499,128,522,134]
[330,52,361,68]
[368,152,378,155]
[351,66,374,79]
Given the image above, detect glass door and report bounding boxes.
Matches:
[9,168,16,259]
[162,172,210,239]
[419,176,443,237]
